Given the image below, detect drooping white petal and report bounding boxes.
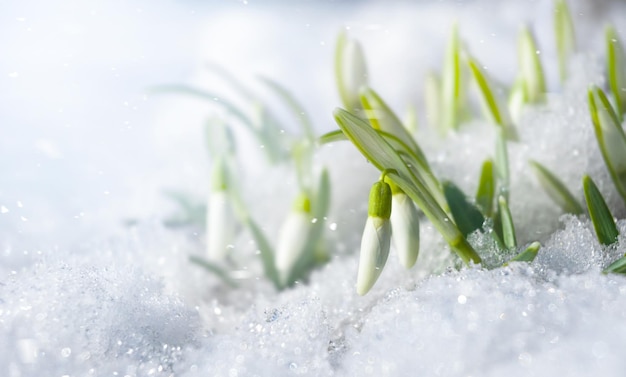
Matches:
[356,216,391,296]
[390,193,420,269]
[275,211,312,281]
[207,191,235,261]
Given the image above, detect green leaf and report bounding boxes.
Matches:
[425,70,443,132]
[442,24,466,131]
[313,168,331,221]
[189,256,239,288]
[606,25,626,119]
[518,26,546,104]
[554,0,576,83]
[292,139,314,192]
[204,117,236,158]
[506,241,540,264]
[258,75,315,140]
[205,62,256,102]
[476,159,495,217]
[162,190,207,228]
[583,175,619,246]
[150,85,256,132]
[333,108,481,264]
[404,105,418,135]
[443,181,485,238]
[359,87,428,164]
[319,129,348,145]
[588,85,626,204]
[495,128,510,199]
[604,255,626,274]
[508,76,527,124]
[498,195,517,250]
[467,56,517,140]
[529,160,583,214]
[245,217,282,289]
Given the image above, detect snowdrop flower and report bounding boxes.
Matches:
[335,31,368,112]
[389,185,420,269]
[357,180,392,296]
[275,193,312,283]
[207,157,235,261]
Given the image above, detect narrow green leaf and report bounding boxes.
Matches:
[506,241,540,264]
[204,117,236,158]
[245,217,282,289]
[583,175,619,246]
[404,105,418,135]
[467,56,517,140]
[425,70,443,132]
[606,25,626,119]
[476,159,495,217]
[442,24,466,131]
[508,76,527,124]
[189,256,239,288]
[258,75,315,140]
[554,0,576,83]
[588,85,626,204]
[498,195,517,249]
[443,181,485,238]
[313,168,331,221]
[205,62,256,102]
[319,129,348,145]
[518,26,546,103]
[333,108,481,264]
[495,129,510,199]
[529,160,583,214]
[359,87,428,164]
[604,255,626,274]
[150,85,256,132]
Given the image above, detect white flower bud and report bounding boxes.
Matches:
[207,157,235,261]
[357,216,391,296]
[275,194,312,283]
[336,32,368,112]
[207,191,235,261]
[390,192,420,269]
[356,181,392,295]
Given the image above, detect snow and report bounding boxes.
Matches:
[2,0,626,376]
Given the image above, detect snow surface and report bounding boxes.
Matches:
[3,0,626,376]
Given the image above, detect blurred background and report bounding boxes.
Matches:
[0,0,621,250]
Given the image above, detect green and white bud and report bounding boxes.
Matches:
[357,181,392,295]
[275,193,312,282]
[207,157,235,261]
[335,31,368,112]
[389,184,420,269]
